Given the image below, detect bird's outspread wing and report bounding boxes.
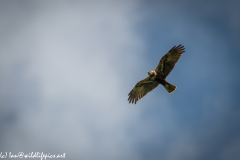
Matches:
[128,77,159,104]
[155,44,185,78]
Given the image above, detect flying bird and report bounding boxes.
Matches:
[128,44,185,104]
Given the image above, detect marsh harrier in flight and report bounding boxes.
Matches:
[128,44,185,104]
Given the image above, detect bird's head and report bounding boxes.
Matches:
[148,70,157,76]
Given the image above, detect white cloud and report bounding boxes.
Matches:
[0,1,147,160]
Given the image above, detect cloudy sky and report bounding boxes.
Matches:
[0,0,240,160]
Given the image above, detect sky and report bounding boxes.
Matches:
[0,0,240,160]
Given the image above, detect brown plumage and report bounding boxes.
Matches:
[128,44,185,104]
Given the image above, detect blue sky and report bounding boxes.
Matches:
[0,1,239,160]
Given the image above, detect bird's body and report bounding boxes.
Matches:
[128,44,185,104]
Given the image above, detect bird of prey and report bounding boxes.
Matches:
[128,44,185,104]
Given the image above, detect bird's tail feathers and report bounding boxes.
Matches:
[164,82,176,93]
